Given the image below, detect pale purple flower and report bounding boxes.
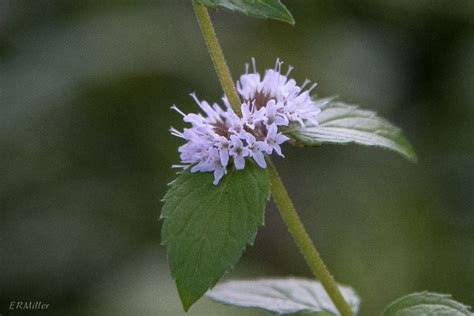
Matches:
[241,102,266,129]
[264,100,289,126]
[229,135,250,170]
[244,133,270,168]
[265,124,289,157]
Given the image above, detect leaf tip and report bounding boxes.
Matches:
[277,11,294,25]
[403,144,418,163]
[409,153,418,163]
[178,288,198,313]
[287,15,295,25]
[278,1,295,25]
[182,303,191,313]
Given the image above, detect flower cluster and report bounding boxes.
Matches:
[171,59,321,185]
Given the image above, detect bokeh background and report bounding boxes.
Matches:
[1,0,473,315]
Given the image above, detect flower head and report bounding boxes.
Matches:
[171,59,321,185]
[236,58,321,127]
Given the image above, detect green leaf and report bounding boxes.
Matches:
[383,292,472,316]
[287,98,417,162]
[196,0,295,25]
[206,278,360,315]
[161,162,270,311]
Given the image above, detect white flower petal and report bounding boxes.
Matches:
[234,156,246,170]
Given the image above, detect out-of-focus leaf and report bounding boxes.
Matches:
[161,163,270,311]
[206,278,360,315]
[383,292,472,316]
[287,98,417,162]
[196,0,295,25]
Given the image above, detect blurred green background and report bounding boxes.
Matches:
[1,0,473,315]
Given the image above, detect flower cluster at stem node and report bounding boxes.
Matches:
[171,59,321,185]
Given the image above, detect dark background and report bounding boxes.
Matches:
[1,0,473,315]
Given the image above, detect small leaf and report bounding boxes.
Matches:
[383,292,472,316]
[206,277,360,315]
[287,98,417,162]
[196,0,295,25]
[161,162,270,311]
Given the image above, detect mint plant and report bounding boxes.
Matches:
[161,1,472,315]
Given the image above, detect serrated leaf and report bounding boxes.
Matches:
[161,162,271,311]
[287,98,417,162]
[206,278,360,315]
[383,292,472,316]
[196,0,295,25]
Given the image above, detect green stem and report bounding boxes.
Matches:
[267,159,353,316]
[192,1,242,115]
[192,2,352,315]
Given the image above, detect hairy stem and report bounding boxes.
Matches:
[192,2,352,315]
[192,1,242,115]
[267,159,353,315]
